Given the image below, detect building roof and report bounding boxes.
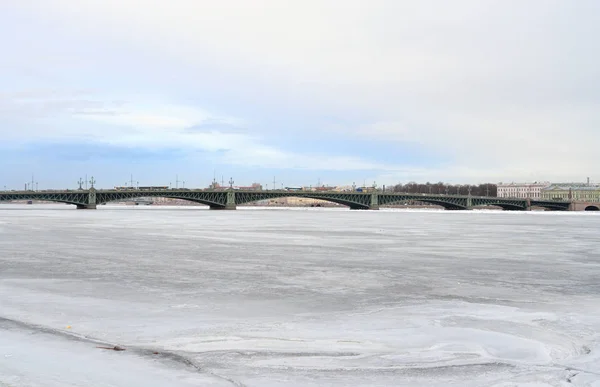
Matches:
[542,184,600,191]
[497,182,550,187]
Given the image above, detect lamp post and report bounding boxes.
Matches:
[229,177,234,189]
[78,178,84,190]
[89,176,96,189]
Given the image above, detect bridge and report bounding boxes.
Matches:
[0,188,574,211]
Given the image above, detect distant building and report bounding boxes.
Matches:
[541,184,600,202]
[300,186,337,192]
[314,186,336,192]
[209,182,262,190]
[237,183,263,191]
[497,182,550,199]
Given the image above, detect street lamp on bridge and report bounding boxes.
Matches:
[78,178,84,190]
[89,176,96,189]
[229,177,234,189]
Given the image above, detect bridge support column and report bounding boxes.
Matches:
[525,199,531,211]
[369,193,380,210]
[77,188,97,209]
[466,197,473,210]
[210,190,237,210]
[76,204,97,209]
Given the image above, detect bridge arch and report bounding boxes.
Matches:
[234,192,372,210]
[99,196,222,207]
[529,201,571,211]
[94,191,228,209]
[487,203,526,211]
[585,205,600,211]
[470,204,516,211]
[532,204,569,211]
[383,198,468,210]
[0,193,89,207]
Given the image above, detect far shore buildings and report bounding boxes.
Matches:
[541,184,600,202]
[498,180,600,202]
[497,182,550,199]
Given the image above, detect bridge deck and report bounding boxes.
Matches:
[0,189,573,211]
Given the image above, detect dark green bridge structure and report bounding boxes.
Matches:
[0,189,573,211]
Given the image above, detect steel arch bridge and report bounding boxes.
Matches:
[0,188,572,211]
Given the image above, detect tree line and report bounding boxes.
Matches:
[389,182,497,197]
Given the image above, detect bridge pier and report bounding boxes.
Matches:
[209,190,237,210]
[466,197,473,210]
[209,204,237,210]
[369,193,379,210]
[76,204,97,209]
[76,188,97,209]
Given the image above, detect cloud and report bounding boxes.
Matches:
[0,89,408,172]
[3,0,600,183]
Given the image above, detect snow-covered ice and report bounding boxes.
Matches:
[1,205,600,386]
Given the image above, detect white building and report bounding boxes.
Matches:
[497,182,550,199]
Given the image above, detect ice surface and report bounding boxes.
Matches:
[1,204,600,386]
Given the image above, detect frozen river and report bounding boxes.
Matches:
[1,205,600,386]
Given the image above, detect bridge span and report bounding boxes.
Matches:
[0,188,573,211]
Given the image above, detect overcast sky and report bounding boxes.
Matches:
[1,0,599,189]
